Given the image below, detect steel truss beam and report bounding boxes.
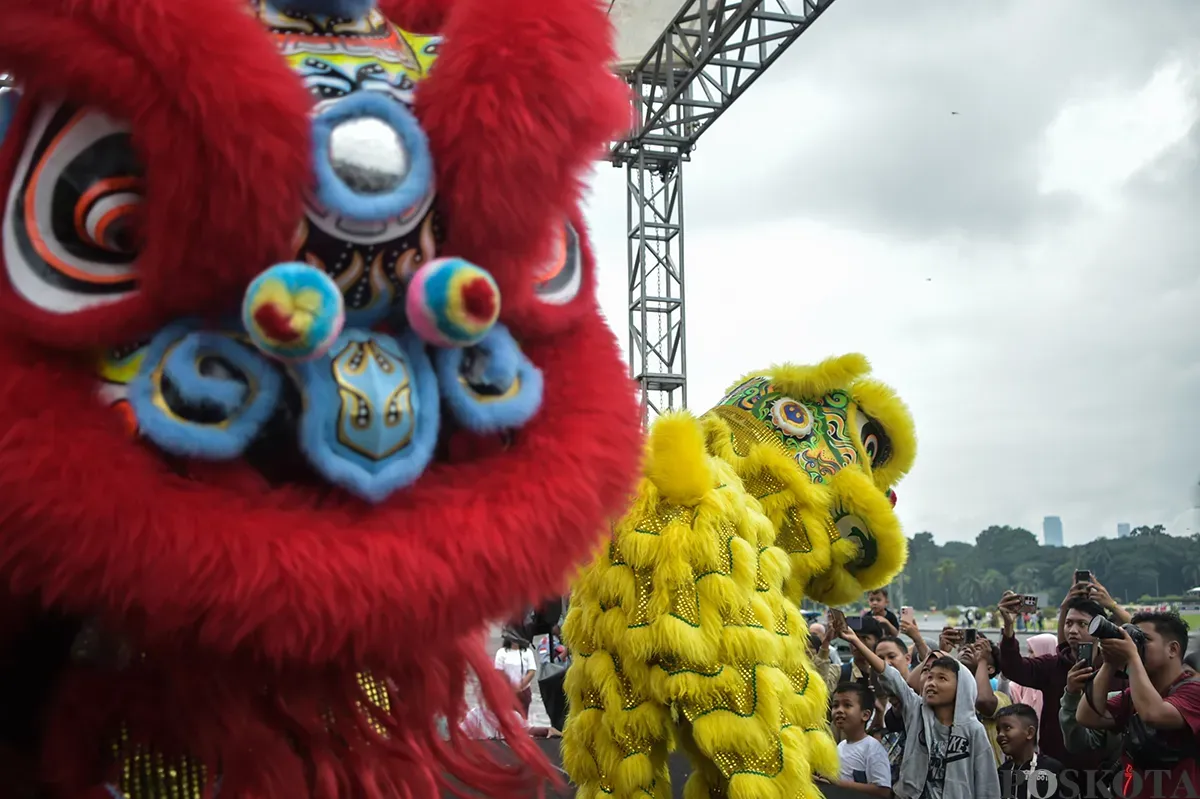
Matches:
[613,0,835,420]
[626,149,686,421]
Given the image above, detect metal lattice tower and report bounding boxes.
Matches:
[611,0,835,420]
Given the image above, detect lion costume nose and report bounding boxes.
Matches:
[311,92,433,223]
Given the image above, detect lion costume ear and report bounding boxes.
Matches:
[0,0,311,347]
[849,377,917,493]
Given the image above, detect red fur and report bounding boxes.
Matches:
[415,0,632,318]
[379,0,453,32]
[39,638,552,797]
[0,0,641,795]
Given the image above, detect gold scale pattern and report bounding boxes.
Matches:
[109,673,391,798]
[564,442,831,798]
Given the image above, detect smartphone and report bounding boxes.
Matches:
[1077,642,1095,665]
[827,608,846,628]
[901,606,915,624]
[1017,594,1039,613]
[964,628,977,645]
[846,615,864,631]
[1074,569,1092,585]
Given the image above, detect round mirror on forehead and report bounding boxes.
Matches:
[327,116,409,196]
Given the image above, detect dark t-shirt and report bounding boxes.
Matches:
[1105,672,1200,799]
[998,755,1064,799]
[863,607,901,632]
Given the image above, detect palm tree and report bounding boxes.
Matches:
[978,569,1007,602]
[935,559,958,608]
[1012,563,1041,594]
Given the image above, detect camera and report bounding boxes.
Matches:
[1088,616,1146,674]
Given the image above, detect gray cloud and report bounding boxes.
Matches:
[584,1,1200,547]
[677,0,1200,241]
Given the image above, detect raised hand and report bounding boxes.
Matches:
[938,626,963,652]
[1065,660,1093,696]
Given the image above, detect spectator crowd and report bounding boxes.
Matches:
[807,580,1200,798]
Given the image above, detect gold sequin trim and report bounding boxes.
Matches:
[581,686,604,710]
[729,665,758,716]
[669,583,702,626]
[754,549,770,593]
[629,568,653,627]
[774,606,790,636]
[736,604,764,630]
[716,520,736,573]
[741,470,786,500]
[825,516,841,541]
[776,507,813,554]
[635,502,696,535]
[786,666,811,696]
[710,739,784,780]
[356,671,391,736]
[707,406,790,459]
[110,727,208,799]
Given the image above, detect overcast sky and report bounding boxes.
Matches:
[582,0,1200,547]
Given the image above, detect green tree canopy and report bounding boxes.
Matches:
[895,524,1200,609]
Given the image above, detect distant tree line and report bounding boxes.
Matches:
[895,525,1200,609]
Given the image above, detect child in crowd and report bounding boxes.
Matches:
[865,588,901,634]
[841,625,1001,799]
[995,704,1063,799]
[960,635,1013,765]
[874,635,912,781]
[827,683,893,798]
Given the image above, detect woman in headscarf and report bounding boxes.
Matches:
[1006,633,1058,740]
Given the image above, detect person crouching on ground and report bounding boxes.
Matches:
[840,625,1001,799]
[823,682,892,797]
[996,703,1063,799]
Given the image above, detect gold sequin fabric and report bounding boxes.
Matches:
[562,418,837,799]
[107,671,394,797]
[109,728,209,799]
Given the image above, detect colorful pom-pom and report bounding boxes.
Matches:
[243,262,345,362]
[405,258,500,348]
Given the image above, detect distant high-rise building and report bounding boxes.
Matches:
[1043,516,1064,547]
[1117,523,1130,539]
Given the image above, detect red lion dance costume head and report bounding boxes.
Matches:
[0,0,641,796]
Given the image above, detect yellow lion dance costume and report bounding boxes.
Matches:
[561,353,917,799]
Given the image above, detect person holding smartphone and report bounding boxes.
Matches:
[1057,641,1123,761]
[996,581,1116,770]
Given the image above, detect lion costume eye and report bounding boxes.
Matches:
[533,220,582,305]
[856,410,892,468]
[2,102,141,313]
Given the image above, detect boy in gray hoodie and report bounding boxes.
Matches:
[840,625,1001,799]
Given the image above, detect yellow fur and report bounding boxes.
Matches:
[726,353,870,400]
[563,356,914,799]
[646,412,713,505]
